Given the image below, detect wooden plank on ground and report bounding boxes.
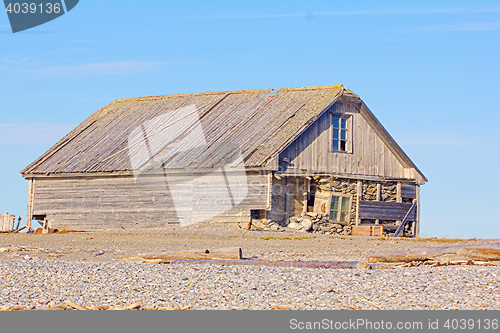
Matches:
[117,247,242,263]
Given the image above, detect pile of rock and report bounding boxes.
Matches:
[250,212,351,235]
[285,212,351,235]
[249,219,285,232]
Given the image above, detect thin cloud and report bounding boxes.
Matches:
[35,60,181,76]
[415,22,500,33]
[0,123,76,145]
[0,59,189,78]
[184,7,500,20]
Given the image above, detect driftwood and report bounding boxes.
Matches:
[109,301,142,310]
[85,304,110,310]
[357,243,500,268]
[67,300,87,310]
[117,247,242,263]
[171,259,361,269]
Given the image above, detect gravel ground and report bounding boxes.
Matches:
[0,224,499,310]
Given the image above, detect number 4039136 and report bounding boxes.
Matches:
[443,318,498,330]
[5,2,61,14]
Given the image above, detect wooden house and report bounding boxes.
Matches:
[21,85,426,236]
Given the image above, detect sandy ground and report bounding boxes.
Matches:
[0,223,497,262]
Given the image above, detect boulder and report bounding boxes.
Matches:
[301,219,313,231]
[287,222,303,230]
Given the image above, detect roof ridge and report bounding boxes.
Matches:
[285,84,343,92]
[114,88,274,103]
[113,85,347,103]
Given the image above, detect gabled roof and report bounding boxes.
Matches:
[21,85,426,182]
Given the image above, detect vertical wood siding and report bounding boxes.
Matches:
[31,172,268,231]
[279,102,411,179]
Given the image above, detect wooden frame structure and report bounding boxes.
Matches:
[21,85,426,235]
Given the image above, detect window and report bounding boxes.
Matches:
[332,116,348,152]
[329,195,351,223]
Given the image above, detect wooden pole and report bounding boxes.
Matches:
[415,185,420,238]
[355,180,362,225]
[302,178,310,213]
[284,177,290,222]
[375,183,381,225]
[26,178,35,230]
[396,181,402,226]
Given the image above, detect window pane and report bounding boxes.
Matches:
[340,140,346,151]
[341,118,347,129]
[332,117,340,128]
[332,139,339,151]
[341,197,350,213]
[340,129,346,140]
[329,210,338,220]
[330,196,339,211]
[340,212,348,223]
[333,129,339,140]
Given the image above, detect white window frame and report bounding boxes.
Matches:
[328,194,352,224]
[330,113,352,154]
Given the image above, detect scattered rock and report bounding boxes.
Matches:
[287,222,303,230]
[270,224,280,231]
[301,219,313,231]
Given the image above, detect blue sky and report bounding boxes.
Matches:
[0,0,499,238]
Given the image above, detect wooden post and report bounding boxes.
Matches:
[302,178,310,212]
[26,178,35,230]
[355,180,362,225]
[375,183,381,225]
[266,172,272,211]
[396,181,402,226]
[284,177,290,222]
[414,185,420,238]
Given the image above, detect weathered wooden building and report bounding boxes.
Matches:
[21,85,426,235]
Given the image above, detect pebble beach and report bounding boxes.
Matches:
[0,224,499,310]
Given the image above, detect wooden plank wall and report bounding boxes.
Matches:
[358,201,416,221]
[279,102,410,179]
[0,214,15,232]
[401,182,417,198]
[31,171,268,231]
[287,177,306,217]
[268,176,286,223]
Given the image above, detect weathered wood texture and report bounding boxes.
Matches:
[118,247,242,263]
[287,177,306,217]
[171,259,361,269]
[22,86,347,174]
[26,178,35,229]
[279,102,425,183]
[358,201,416,221]
[268,175,286,223]
[351,225,383,236]
[394,201,417,237]
[401,182,416,199]
[362,243,500,264]
[31,171,268,230]
[0,214,15,232]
